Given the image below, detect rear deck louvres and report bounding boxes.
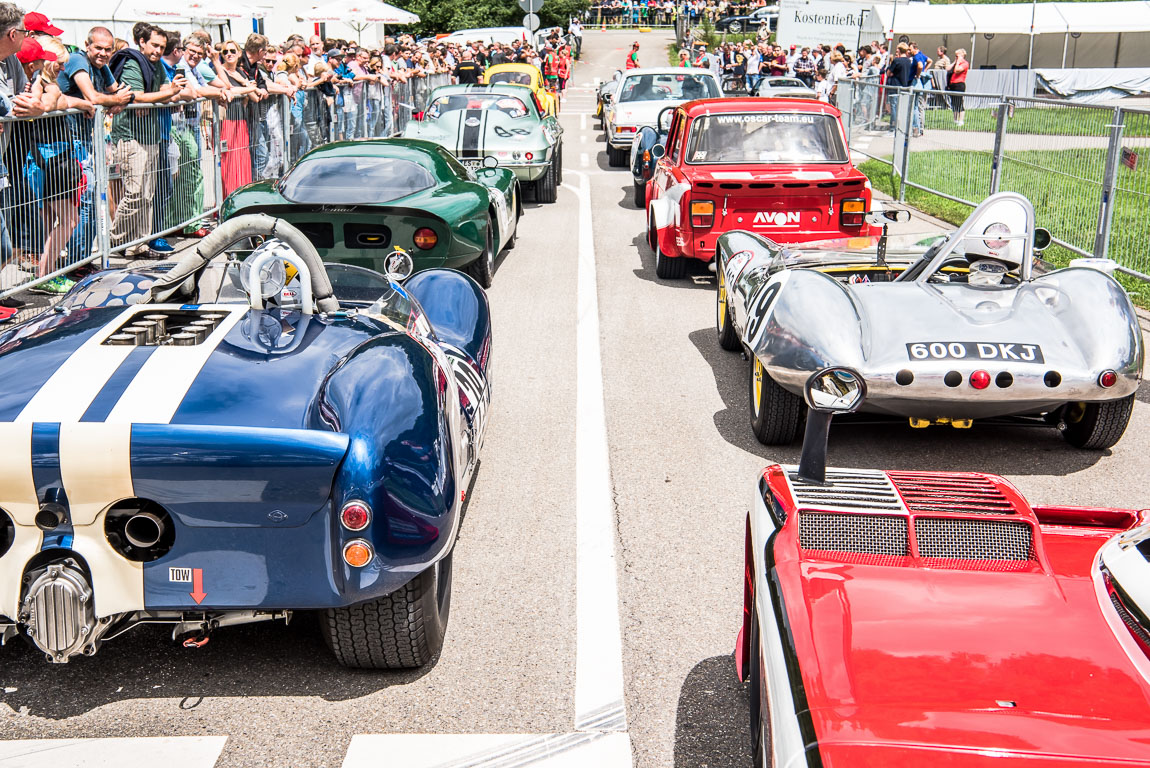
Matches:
[788,469,903,511]
[887,471,1018,515]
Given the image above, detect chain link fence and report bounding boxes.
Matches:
[841,78,1150,280]
[0,73,448,299]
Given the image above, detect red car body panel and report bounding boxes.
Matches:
[741,465,1150,767]
[647,98,878,263]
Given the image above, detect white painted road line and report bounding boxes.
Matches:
[580,154,589,168]
[343,733,631,768]
[580,112,587,131]
[564,173,629,735]
[0,737,228,767]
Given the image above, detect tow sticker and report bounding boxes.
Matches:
[907,342,1044,363]
[169,567,193,583]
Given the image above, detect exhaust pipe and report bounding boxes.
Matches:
[123,512,165,549]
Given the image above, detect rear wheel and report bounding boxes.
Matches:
[716,265,740,351]
[555,143,564,185]
[654,225,687,280]
[1060,395,1134,449]
[633,179,645,208]
[607,143,628,168]
[468,221,495,288]
[535,160,558,204]
[729,20,743,33]
[322,553,453,669]
[748,606,771,767]
[749,356,804,445]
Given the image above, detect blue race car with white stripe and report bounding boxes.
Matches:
[0,215,491,668]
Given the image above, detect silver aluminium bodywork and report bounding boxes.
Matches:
[717,192,1144,420]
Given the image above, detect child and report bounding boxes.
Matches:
[814,70,832,103]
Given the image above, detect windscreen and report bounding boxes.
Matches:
[426,93,529,119]
[280,156,436,204]
[618,73,720,103]
[686,112,847,164]
[487,71,533,87]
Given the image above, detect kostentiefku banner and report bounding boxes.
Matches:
[776,0,872,50]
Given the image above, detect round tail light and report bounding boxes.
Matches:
[343,539,374,568]
[969,370,991,390]
[525,151,534,161]
[413,228,438,250]
[1099,370,1118,388]
[340,501,371,531]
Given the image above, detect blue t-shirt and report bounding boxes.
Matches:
[912,51,929,80]
[57,52,115,140]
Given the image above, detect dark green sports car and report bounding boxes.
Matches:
[221,138,520,287]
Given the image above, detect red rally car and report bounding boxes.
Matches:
[645,98,877,279]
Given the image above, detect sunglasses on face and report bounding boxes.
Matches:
[224,49,238,54]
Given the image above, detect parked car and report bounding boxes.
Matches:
[484,62,558,117]
[647,97,876,278]
[714,192,1143,447]
[0,214,492,669]
[602,67,722,168]
[404,84,563,204]
[222,138,519,288]
[595,69,622,129]
[751,76,817,98]
[714,6,777,33]
[738,368,1150,767]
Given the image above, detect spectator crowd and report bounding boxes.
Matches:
[0,2,575,302]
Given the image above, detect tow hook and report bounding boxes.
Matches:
[182,634,210,649]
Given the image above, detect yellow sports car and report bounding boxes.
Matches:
[484,63,558,116]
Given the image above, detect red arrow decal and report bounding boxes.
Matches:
[190,568,206,604]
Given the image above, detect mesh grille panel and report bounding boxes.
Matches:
[1109,584,1150,650]
[914,518,1033,561]
[888,471,1016,515]
[798,512,909,556]
[789,469,904,511]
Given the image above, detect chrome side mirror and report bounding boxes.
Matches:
[797,368,866,484]
[651,144,665,159]
[384,247,415,282]
[482,155,499,169]
[1033,227,1051,251]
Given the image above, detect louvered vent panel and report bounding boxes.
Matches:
[789,469,903,511]
[888,471,1016,515]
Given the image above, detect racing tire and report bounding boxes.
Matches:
[607,144,628,168]
[748,606,771,768]
[468,221,496,288]
[1060,395,1135,450]
[535,159,558,204]
[321,553,453,669]
[505,190,520,251]
[633,180,645,209]
[556,143,564,185]
[653,226,687,280]
[749,356,804,445]
[716,265,740,351]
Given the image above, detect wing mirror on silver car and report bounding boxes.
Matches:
[651,144,665,160]
[797,367,866,485]
[482,155,499,169]
[1033,227,1051,251]
[865,208,912,227]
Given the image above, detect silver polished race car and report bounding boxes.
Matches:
[714,192,1144,449]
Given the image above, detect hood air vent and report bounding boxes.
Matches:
[914,518,1034,564]
[888,471,1017,515]
[798,512,909,558]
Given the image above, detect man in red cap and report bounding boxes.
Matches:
[23,11,61,38]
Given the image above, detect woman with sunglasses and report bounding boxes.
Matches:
[218,40,257,196]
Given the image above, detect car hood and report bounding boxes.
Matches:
[405,110,552,154]
[0,304,387,430]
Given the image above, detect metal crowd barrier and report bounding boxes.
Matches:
[0,73,450,298]
[839,77,1150,279]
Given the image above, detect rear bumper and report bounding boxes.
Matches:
[507,162,552,182]
[661,225,875,262]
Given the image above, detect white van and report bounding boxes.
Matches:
[438,27,530,46]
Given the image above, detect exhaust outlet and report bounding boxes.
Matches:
[35,503,67,532]
[123,512,165,549]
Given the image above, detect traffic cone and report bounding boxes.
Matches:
[601,19,606,31]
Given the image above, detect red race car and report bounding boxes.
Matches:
[738,369,1150,767]
[645,97,877,279]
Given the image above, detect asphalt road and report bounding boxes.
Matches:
[4,29,1150,768]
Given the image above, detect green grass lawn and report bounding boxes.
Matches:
[924,105,1150,137]
[860,153,1150,306]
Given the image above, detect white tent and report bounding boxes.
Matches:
[296,0,418,44]
[864,1,1150,68]
[27,0,265,44]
